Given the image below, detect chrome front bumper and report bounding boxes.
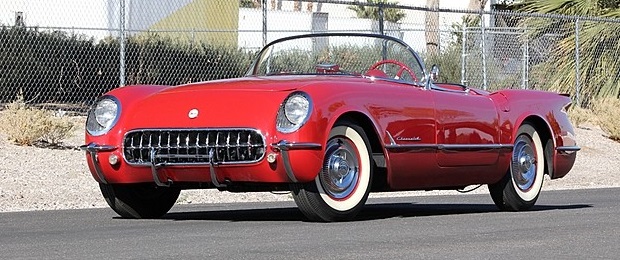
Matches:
[271,140,322,183]
[81,140,322,188]
[79,143,117,184]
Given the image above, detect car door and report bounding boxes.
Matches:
[369,81,438,190]
[432,86,500,167]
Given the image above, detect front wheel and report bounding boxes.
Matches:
[291,123,373,222]
[489,123,545,211]
[100,183,180,218]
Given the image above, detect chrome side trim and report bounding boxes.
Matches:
[438,144,514,151]
[79,143,118,184]
[385,144,438,152]
[272,140,322,183]
[556,146,581,154]
[272,141,322,151]
[385,143,513,152]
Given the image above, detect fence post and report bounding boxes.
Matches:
[378,2,385,35]
[480,11,488,90]
[461,26,467,85]
[574,19,581,106]
[262,0,267,47]
[119,0,126,87]
[522,30,529,89]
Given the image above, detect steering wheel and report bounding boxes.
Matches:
[369,60,417,82]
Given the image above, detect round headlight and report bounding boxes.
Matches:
[95,99,118,128]
[284,95,310,125]
[86,97,120,136]
[276,92,312,133]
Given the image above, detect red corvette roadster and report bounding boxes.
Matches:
[82,33,579,222]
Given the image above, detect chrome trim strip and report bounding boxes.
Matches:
[556,146,581,154]
[80,143,117,152]
[272,141,322,151]
[438,144,514,151]
[386,131,397,145]
[79,143,118,184]
[272,140,322,183]
[385,143,513,152]
[385,144,438,151]
[122,128,266,166]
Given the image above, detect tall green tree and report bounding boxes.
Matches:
[348,0,406,23]
[516,0,620,102]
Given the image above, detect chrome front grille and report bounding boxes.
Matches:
[123,129,265,165]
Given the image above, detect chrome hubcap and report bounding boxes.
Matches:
[512,136,537,191]
[320,138,359,199]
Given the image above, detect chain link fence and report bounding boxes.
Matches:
[1,0,619,112]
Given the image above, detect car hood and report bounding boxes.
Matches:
[115,75,359,129]
[159,75,342,94]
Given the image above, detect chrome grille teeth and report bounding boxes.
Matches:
[123,129,265,165]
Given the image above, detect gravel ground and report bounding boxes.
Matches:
[0,120,617,213]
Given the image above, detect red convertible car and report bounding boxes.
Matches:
[82,33,579,222]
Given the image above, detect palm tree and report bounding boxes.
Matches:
[348,0,406,23]
[516,0,620,102]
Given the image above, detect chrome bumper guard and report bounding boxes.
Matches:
[271,140,322,183]
[79,143,117,184]
[556,146,581,155]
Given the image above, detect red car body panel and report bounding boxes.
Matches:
[84,32,578,197]
[85,75,577,191]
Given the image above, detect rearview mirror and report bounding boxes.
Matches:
[430,64,440,82]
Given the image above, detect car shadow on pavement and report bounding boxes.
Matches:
[356,203,591,221]
[160,203,591,222]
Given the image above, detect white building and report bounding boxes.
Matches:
[0,0,497,51]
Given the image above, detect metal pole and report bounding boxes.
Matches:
[522,31,529,89]
[574,19,581,106]
[378,3,385,35]
[262,0,267,47]
[461,26,467,85]
[480,11,488,90]
[119,0,126,87]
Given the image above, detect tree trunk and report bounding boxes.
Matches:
[425,0,440,55]
[294,1,302,11]
[467,0,487,11]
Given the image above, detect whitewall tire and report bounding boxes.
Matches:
[291,122,372,222]
[489,123,545,211]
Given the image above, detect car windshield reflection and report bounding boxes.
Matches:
[248,33,426,84]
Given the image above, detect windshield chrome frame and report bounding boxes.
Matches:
[246,33,429,86]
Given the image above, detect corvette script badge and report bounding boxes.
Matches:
[188,108,199,119]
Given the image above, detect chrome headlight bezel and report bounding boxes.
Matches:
[86,96,121,136]
[276,92,312,134]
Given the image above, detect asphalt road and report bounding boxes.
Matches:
[1,188,618,259]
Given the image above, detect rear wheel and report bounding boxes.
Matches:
[489,123,545,211]
[100,183,180,218]
[291,123,373,222]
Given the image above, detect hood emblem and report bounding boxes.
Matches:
[188,108,199,119]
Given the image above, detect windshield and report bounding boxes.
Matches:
[248,34,426,84]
